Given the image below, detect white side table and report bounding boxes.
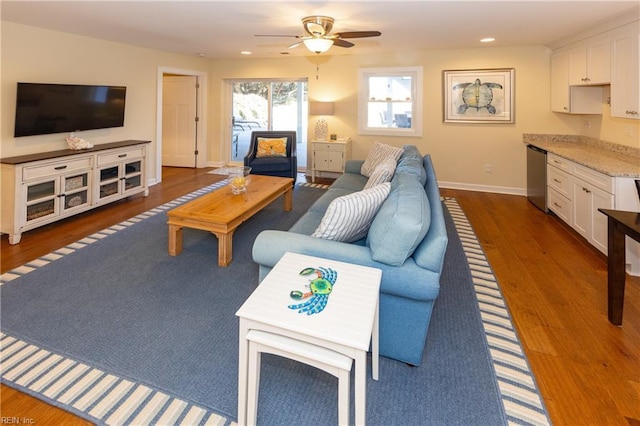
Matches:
[311,138,352,182]
[236,251,381,425]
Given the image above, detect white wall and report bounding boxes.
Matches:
[210,46,581,193]
[1,21,209,183]
[2,21,637,194]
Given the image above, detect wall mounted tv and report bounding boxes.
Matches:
[14,82,126,137]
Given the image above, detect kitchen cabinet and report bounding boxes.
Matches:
[547,153,637,261]
[547,159,573,223]
[551,20,639,119]
[568,37,611,85]
[311,138,352,182]
[572,172,614,254]
[551,51,604,114]
[611,24,640,119]
[1,140,149,244]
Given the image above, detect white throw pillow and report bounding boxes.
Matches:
[364,157,397,189]
[360,142,403,177]
[312,182,391,242]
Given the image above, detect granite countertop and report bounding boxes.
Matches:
[523,134,640,178]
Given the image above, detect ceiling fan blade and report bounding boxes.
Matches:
[255,34,301,38]
[335,31,381,39]
[288,41,304,49]
[333,39,355,48]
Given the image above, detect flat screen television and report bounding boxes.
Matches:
[14,82,126,137]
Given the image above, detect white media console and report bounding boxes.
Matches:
[1,140,150,244]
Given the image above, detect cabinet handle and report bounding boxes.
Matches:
[553,202,562,208]
[118,154,127,158]
[553,178,562,183]
[583,187,591,194]
[54,165,68,170]
[626,110,638,115]
[563,107,568,111]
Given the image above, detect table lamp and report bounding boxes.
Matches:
[309,101,334,141]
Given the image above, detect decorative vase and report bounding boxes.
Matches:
[315,118,328,141]
[228,166,250,195]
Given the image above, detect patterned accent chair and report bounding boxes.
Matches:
[244,131,297,182]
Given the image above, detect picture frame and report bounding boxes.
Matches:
[443,68,515,124]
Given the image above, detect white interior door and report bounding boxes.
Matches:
[162,76,198,167]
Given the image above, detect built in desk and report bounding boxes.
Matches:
[598,209,640,326]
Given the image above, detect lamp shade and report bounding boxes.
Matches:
[303,38,334,53]
[309,101,334,116]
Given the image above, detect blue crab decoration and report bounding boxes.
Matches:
[288,267,338,315]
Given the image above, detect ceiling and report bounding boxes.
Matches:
[2,1,639,59]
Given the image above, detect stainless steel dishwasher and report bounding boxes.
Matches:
[526,145,548,212]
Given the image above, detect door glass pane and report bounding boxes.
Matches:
[65,174,88,192]
[100,166,119,182]
[27,199,55,221]
[64,190,88,210]
[232,82,268,162]
[125,161,141,175]
[100,182,118,198]
[125,175,141,190]
[27,181,55,201]
[231,80,308,168]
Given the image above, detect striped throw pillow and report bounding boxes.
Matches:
[364,156,397,189]
[312,182,391,242]
[360,142,403,177]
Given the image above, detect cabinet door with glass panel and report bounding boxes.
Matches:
[23,169,91,227]
[96,147,146,205]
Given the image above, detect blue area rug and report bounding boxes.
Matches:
[0,183,549,425]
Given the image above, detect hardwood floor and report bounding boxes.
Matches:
[1,167,638,425]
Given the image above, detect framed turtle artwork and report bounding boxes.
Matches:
[443,68,515,124]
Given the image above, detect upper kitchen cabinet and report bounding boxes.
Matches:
[568,37,611,85]
[611,24,639,119]
[551,50,604,114]
[551,19,639,119]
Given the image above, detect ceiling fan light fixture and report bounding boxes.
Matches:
[303,38,334,53]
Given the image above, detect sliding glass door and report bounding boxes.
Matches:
[230,79,308,167]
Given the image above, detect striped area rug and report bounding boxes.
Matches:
[0,188,549,425]
[1,180,231,425]
[444,197,550,426]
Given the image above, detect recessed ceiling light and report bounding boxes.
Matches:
[196,53,206,57]
[480,37,495,43]
[241,51,252,55]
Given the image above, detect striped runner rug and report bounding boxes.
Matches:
[444,197,549,425]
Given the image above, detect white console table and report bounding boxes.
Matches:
[1,140,150,244]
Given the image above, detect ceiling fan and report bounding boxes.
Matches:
[256,15,381,53]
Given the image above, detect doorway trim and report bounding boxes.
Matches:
[155,66,208,184]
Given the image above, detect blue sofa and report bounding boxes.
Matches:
[252,145,448,365]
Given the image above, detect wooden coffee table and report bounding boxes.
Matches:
[167,175,294,266]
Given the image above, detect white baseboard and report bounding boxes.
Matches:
[439,181,526,196]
